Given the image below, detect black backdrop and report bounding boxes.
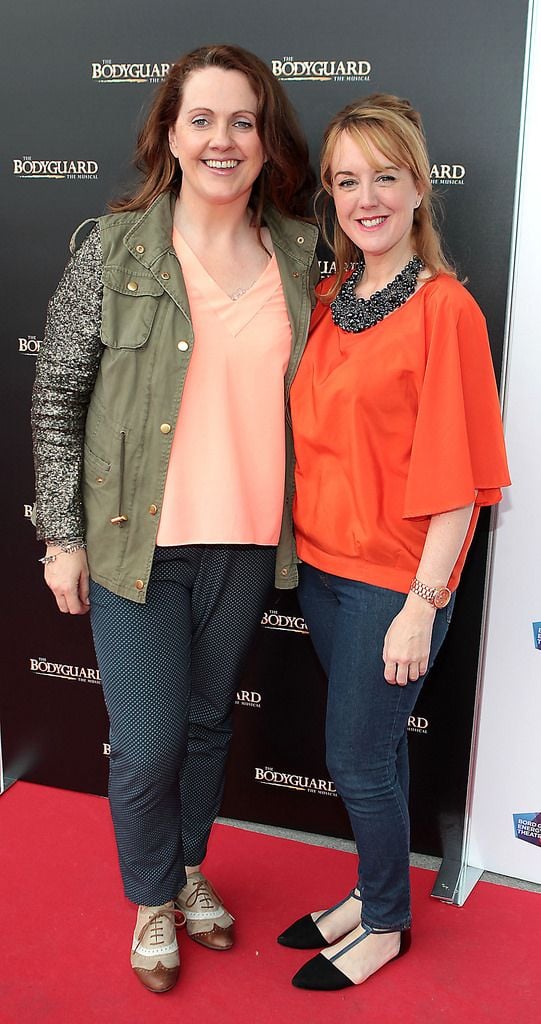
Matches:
[1,0,530,881]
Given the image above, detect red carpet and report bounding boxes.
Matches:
[0,782,539,1023]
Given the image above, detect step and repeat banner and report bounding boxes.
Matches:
[0,1,531,870]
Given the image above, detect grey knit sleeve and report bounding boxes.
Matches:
[31,225,103,543]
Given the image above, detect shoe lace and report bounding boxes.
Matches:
[134,906,186,954]
[185,878,220,911]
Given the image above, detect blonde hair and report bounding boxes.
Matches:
[318,93,455,300]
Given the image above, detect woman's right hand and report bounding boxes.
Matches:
[44,547,90,615]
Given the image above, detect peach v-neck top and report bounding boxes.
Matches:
[156,228,292,546]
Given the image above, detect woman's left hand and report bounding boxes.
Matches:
[382,595,436,686]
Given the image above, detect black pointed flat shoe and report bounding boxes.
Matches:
[292,926,411,991]
[293,951,354,991]
[277,913,331,950]
[277,889,361,950]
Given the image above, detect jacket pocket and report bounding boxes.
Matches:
[84,443,111,478]
[83,430,130,581]
[101,266,164,349]
[83,433,128,527]
[83,442,113,521]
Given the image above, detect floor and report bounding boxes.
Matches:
[219,815,541,894]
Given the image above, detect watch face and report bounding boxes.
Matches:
[433,587,451,609]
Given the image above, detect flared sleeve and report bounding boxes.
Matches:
[403,281,510,518]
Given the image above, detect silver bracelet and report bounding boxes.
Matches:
[39,540,87,565]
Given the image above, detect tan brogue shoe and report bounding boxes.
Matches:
[175,872,234,951]
[130,901,183,993]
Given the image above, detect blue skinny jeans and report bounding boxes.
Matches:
[298,563,454,932]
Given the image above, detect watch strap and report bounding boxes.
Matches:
[410,577,451,608]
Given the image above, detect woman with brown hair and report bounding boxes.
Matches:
[278,94,509,991]
[32,44,317,993]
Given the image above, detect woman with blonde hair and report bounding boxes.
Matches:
[32,43,317,993]
[278,94,509,991]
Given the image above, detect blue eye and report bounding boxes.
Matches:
[191,117,209,128]
[336,178,357,189]
[233,119,254,130]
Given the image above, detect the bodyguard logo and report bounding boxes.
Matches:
[319,259,337,278]
[261,610,310,635]
[13,158,98,180]
[255,766,337,796]
[407,715,429,735]
[532,622,541,651]
[513,812,541,847]
[18,335,41,355]
[319,258,359,278]
[30,657,101,684]
[235,689,262,710]
[272,58,371,83]
[430,163,466,186]
[91,60,171,83]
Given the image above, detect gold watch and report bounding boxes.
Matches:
[410,577,451,609]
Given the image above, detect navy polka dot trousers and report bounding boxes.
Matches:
[90,544,275,906]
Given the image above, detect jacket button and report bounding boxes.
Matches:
[135,579,145,591]
[177,340,189,351]
[127,280,138,292]
[292,271,299,278]
[148,504,158,515]
[296,236,305,245]
[160,423,172,434]
[135,244,145,254]
[96,476,104,484]
[160,271,171,281]
[280,567,289,576]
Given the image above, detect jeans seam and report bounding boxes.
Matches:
[300,568,420,931]
[361,914,412,931]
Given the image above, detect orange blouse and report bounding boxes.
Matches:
[291,274,510,593]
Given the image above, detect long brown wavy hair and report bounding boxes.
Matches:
[317,93,456,301]
[110,44,315,223]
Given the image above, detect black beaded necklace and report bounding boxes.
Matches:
[331,254,424,333]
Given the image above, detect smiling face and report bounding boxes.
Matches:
[168,66,266,209]
[330,130,423,267]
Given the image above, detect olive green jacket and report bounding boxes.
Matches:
[32,192,318,601]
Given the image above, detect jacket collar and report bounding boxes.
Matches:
[123,191,318,269]
[263,204,318,267]
[123,192,176,268]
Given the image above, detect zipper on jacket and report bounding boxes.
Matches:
[110,430,129,525]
